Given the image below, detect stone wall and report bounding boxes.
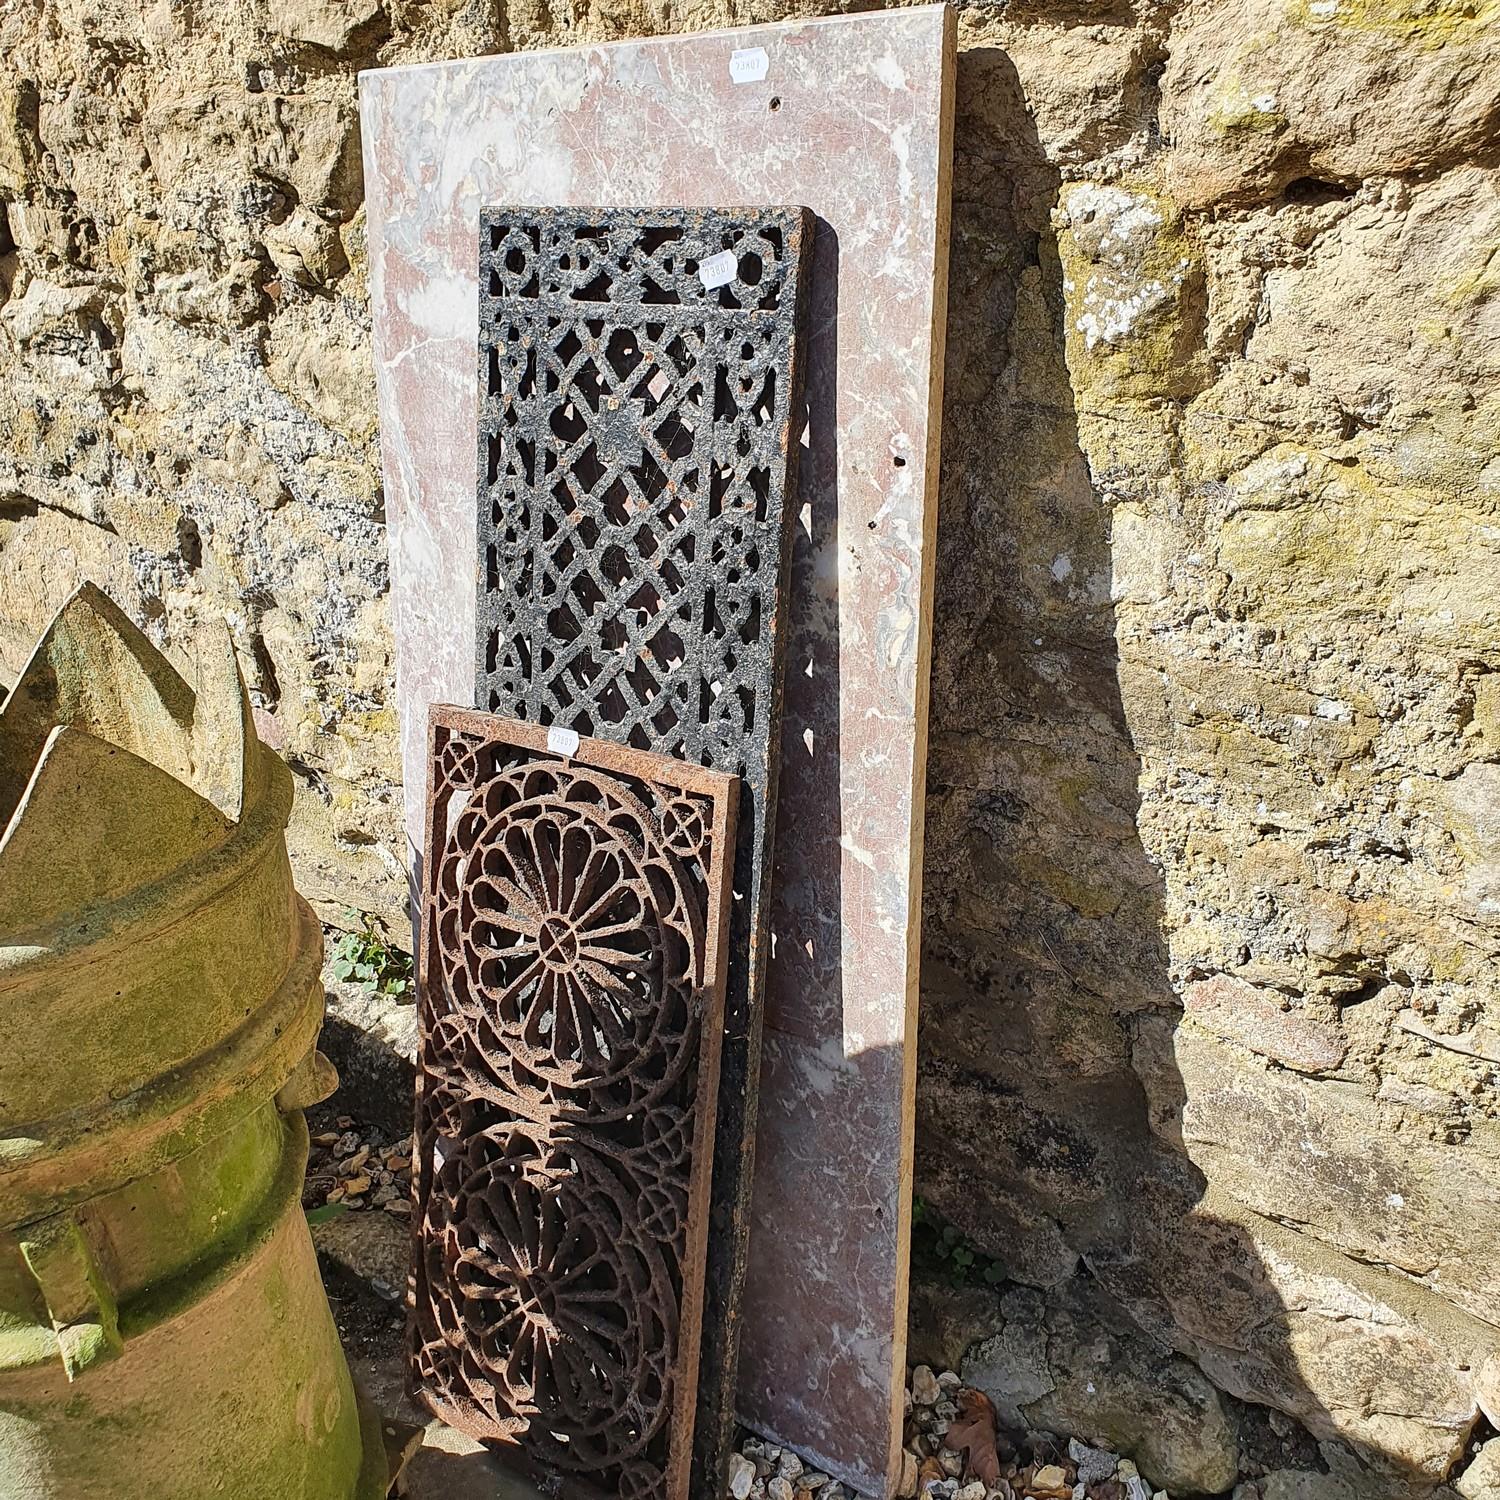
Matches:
[1,0,1496,1493]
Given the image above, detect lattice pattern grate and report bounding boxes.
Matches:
[476,208,808,773]
[474,205,812,1492]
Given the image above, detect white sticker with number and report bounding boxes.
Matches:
[729,46,769,84]
[698,250,738,290]
[546,725,581,758]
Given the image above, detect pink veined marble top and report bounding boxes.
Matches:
[360,9,955,1493]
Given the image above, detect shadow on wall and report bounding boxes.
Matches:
[913,45,1488,1500]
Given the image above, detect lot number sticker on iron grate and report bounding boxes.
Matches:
[411,705,738,1500]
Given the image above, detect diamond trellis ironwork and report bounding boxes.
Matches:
[474,205,812,1493]
[411,706,738,1500]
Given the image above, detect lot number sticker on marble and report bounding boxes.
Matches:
[698,250,739,289]
[729,46,769,84]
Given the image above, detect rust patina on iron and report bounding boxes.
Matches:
[410,704,738,1500]
[473,204,811,1495]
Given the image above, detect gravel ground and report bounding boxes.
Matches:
[303,1103,413,1221]
[302,1103,1173,1500]
[727,1366,1169,1500]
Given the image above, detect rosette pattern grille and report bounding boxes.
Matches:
[412,707,737,1500]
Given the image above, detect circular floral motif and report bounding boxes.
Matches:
[430,761,705,1117]
[440,1125,676,1476]
[435,731,484,799]
[657,792,710,860]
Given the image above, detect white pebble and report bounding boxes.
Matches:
[728,1451,756,1500]
[911,1365,942,1406]
[778,1452,804,1480]
[768,1479,794,1500]
[898,1450,919,1499]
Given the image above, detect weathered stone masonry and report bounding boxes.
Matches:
[1,0,1496,1492]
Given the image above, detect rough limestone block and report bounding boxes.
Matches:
[360,11,954,1495]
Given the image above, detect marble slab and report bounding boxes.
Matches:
[361,11,954,1496]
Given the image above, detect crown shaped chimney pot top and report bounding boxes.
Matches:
[0,584,262,937]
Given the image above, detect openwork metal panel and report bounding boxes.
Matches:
[411,706,738,1500]
[475,205,809,769]
[474,205,812,1492]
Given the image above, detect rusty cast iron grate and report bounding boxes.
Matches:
[474,205,812,1491]
[410,705,738,1500]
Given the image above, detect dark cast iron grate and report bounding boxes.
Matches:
[410,705,738,1500]
[473,205,812,1494]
